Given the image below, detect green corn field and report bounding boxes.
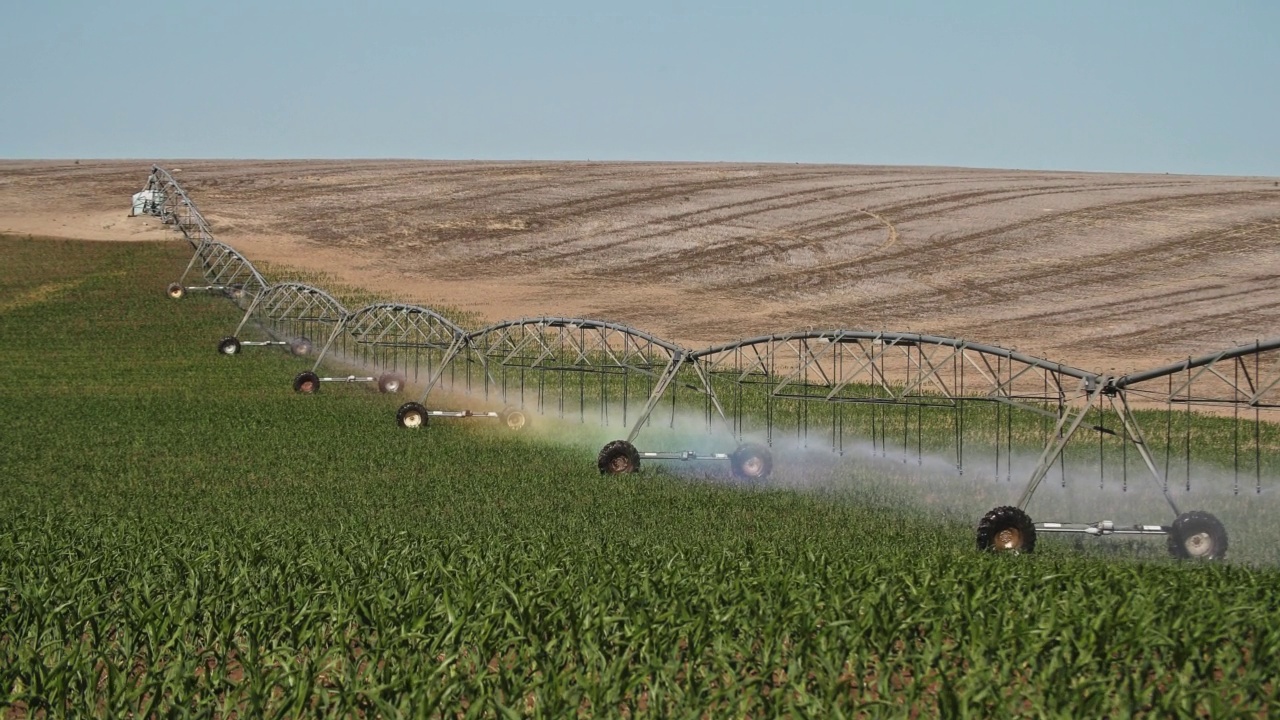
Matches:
[3,235,1280,717]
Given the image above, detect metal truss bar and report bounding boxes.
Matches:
[526,330,560,368]
[1112,393,1181,516]
[347,303,467,338]
[771,337,840,396]
[175,241,209,285]
[1114,338,1280,389]
[771,395,959,408]
[989,394,1059,419]
[1250,371,1280,407]
[145,166,215,248]
[1017,381,1105,509]
[822,337,897,399]
[900,343,962,398]
[696,332,1079,418]
[311,315,351,372]
[495,328,543,367]
[192,242,268,293]
[987,360,1044,401]
[626,354,687,444]
[414,336,471,402]
[233,292,269,336]
[688,358,729,426]
[259,283,347,319]
[595,331,629,369]
[469,320,678,375]
[468,317,685,356]
[313,322,350,374]
[688,330,1100,383]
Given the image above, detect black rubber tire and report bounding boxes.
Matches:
[977,506,1036,554]
[500,406,529,432]
[166,283,185,299]
[598,440,640,475]
[289,337,313,356]
[1166,510,1228,561]
[377,374,404,394]
[730,443,773,481]
[217,336,241,356]
[293,371,320,394]
[397,402,428,429]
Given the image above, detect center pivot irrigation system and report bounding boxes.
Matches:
[139,166,1280,560]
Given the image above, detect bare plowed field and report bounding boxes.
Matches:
[3,160,1277,372]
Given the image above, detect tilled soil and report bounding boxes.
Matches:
[2,159,1277,374]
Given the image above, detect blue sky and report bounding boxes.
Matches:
[2,1,1277,175]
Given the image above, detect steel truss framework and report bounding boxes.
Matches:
[138,166,268,306]
[138,166,215,249]
[417,318,691,425]
[221,281,348,363]
[172,239,270,307]
[236,281,348,335]
[310,303,468,388]
[1017,339,1280,506]
[604,330,1103,486]
[602,331,1280,525]
[682,329,1095,436]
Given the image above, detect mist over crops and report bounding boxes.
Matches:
[4,236,1280,716]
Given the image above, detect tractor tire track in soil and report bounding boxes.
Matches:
[725,181,1239,289]
[2,159,1276,373]
[493,175,1016,275]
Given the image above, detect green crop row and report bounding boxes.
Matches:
[3,235,1280,717]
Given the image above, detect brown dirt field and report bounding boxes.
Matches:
[2,159,1278,374]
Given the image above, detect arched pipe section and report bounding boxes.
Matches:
[404,316,696,426]
[466,316,685,359]
[144,167,256,303]
[234,282,349,337]
[311,302,469,390]
[465,317,689,398]
[225,282,349,356]
[345,303,467,345]
[612,328,1125,487]
[1112,337,1280,407]
[623,329,1103,442]
[172,240,269,305]
[314,302,466,364]
[690,330,1099,382]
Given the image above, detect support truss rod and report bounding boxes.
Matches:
[1017,379,1105,510]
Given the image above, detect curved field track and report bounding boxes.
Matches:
[2,160,1278,372]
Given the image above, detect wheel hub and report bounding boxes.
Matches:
[742,456,763,476]
[994,528,1023,551]
[608,456,631,473]
[403,414,422,428]
[1185,531,1214,558]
